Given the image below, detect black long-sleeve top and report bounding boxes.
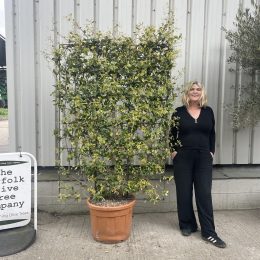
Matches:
[169,105,216,154]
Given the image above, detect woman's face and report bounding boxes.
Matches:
[188,84,202,104]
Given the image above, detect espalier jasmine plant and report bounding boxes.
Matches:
[52,17,180,204]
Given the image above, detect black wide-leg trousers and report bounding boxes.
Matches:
[173,149,217,237]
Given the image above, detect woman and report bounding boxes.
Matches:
[169,81,226,248]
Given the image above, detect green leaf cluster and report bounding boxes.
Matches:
[52,18,180,203]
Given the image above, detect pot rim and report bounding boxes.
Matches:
[87,197,136,211]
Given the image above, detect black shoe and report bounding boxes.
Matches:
[181,228,197,236]
[202,235,227,248]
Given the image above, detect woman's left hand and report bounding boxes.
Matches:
[210,152,214,159]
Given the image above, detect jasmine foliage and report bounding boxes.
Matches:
[223,1,260,129]
[52,18,180,203]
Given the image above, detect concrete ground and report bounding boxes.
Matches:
[1,120,260,259]
[1,209,260,260]
[0,119,8,152]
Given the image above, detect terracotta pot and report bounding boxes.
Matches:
[87,198,136,243]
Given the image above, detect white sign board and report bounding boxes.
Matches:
[0,153,31,230]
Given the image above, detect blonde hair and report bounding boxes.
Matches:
[182,81,207,107]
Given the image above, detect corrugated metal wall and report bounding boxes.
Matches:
[5,0,260,166]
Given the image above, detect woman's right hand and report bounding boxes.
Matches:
[171,151,178,159]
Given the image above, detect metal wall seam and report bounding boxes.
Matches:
[253,70,260,163]
[36,0,55,165]
[150,0,156,26]
[53,0,60,164]
[94,0,100,31]
[231,0,255,164]
[249,76,256,164]
[216,0,227,164]
[169,0,174,12]
[113,0,119,36]
[234,0,245,164]
[131,0,137,38]
[53,0,59,44]
[18,0,37,156]
[236,70,250,164]
[5,0,16,152]
[201,0,209,87]
[204,0,222,114]
[74,0,80,28]
[248,0,256,163]
[33,0,40,162]
[58,0,75,165]
[117,0,131,36]
[14,0,21,153]
[184,0,191,83]
[172,0,186,92]
[232,0,243,164]
[98,0,113,32]
[242,0,256,164]
[233,62,243,164]
[78,0,93,27]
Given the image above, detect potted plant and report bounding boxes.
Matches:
[51,18,180,243]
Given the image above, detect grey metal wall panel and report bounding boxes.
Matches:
[184,0,191,83]
[58,0,74,39]
[219,0,238,164]
[253,71,260,163]
[37,0,56,165]
[118,0,132,36]
[99,0,113,32]
[136,0,151,26]
[233,0,249,164]
[235,66,251,164]
[215,0,227,164]
[253,124,260,163]
[173,0,187,90]
[205,0,222,112]
[5,0,16,152]
[155,0,169,28]
[188,0,205,81]
[16,0,37,156]
[204,0,223,164]
[79,0,94,26]
[243,0,260,164]
[5,0,260,166]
